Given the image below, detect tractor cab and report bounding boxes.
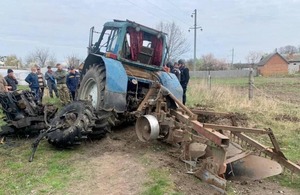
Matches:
[88,19,168,70]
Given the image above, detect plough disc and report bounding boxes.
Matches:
[226,154,283,180]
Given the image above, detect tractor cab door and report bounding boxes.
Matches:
[89,27,121,56]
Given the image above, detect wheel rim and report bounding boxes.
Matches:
[80,78,98,107]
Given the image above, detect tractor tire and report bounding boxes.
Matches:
[77,64,115,138]
[77,64,106,110]
[46,101,95,147]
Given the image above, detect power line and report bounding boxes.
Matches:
[166,0,192,18]
[144,0,191,28]
[124,0,172,23]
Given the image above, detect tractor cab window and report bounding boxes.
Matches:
[123,27,163,66]
[98,28,120,54]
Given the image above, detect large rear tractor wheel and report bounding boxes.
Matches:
[77,64,115,138]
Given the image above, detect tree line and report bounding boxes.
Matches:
[1,20,299,71]
[0,48,82,69]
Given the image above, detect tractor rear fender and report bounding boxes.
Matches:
[82,54,128,112]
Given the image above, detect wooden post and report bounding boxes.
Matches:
[208,70,211,90]
[249,64,254,100]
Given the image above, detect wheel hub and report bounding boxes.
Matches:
[82,78,98,107]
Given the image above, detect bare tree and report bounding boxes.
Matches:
[201,53,228,70]
[25,55,36,67]
[245,51,263,64]
[26,48,50,67]
[66,54,81,68]
[156,21,190,61]
[46,55,57,68]
[278,45,298,54]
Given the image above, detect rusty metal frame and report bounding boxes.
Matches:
[200,115,300,175]
[170,110,230,147]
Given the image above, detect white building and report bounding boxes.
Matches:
[283,54,300,74]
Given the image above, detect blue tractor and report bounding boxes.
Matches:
[46,19,184,146]
[79,20,183,112]
[82,21,182,113]
[40,20,292,192]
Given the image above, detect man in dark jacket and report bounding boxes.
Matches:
[178,59,189,105]
[25,66,40,101]
[171,62,181,80]
[45,66,59,98]
[66,66,80,100]
[5,69,18,91]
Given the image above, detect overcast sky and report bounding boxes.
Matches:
[0,0,299,63]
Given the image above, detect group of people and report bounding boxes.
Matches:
[163,59,190,105]
[0,64,80,106]
[25,63,80,105]
[1,60,188,105]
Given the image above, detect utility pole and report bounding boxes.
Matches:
[189,9,202,72]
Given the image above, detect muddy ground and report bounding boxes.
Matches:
[64,125,299,195]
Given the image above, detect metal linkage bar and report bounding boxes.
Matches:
[170,110,230,147]
[191,109,232,117]
[203,123,269,134]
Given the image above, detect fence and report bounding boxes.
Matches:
[190,69,257,78]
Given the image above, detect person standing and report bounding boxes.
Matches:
[54,63,70,105]
[171,62,181,80]
[163,62,171,72]
[36,66,46,101]
[66,66,80,100]
[178,59,189,105]
[5,69,18,91]
[0,73,8,92]
[45,66,59,98]
[25,66,40,101]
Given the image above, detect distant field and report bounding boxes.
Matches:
[191,75,300,104]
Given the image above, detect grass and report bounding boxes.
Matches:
[0,140,77,195]
[143,169,181,195]
[17,85,30,91]
[0,86,67,194]
[187,77,300,189]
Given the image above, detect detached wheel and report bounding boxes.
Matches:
[46,101,95,147]
[77,64,115,137]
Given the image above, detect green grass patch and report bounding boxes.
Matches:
[143,169,181,195]
[0,140,77,195]
[43,96,61,106]
[273,173,300,189]
[17,85,30,90]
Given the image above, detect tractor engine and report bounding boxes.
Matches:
[0,90,57,136]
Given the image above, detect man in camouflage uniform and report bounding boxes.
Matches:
[54,63,70,105]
